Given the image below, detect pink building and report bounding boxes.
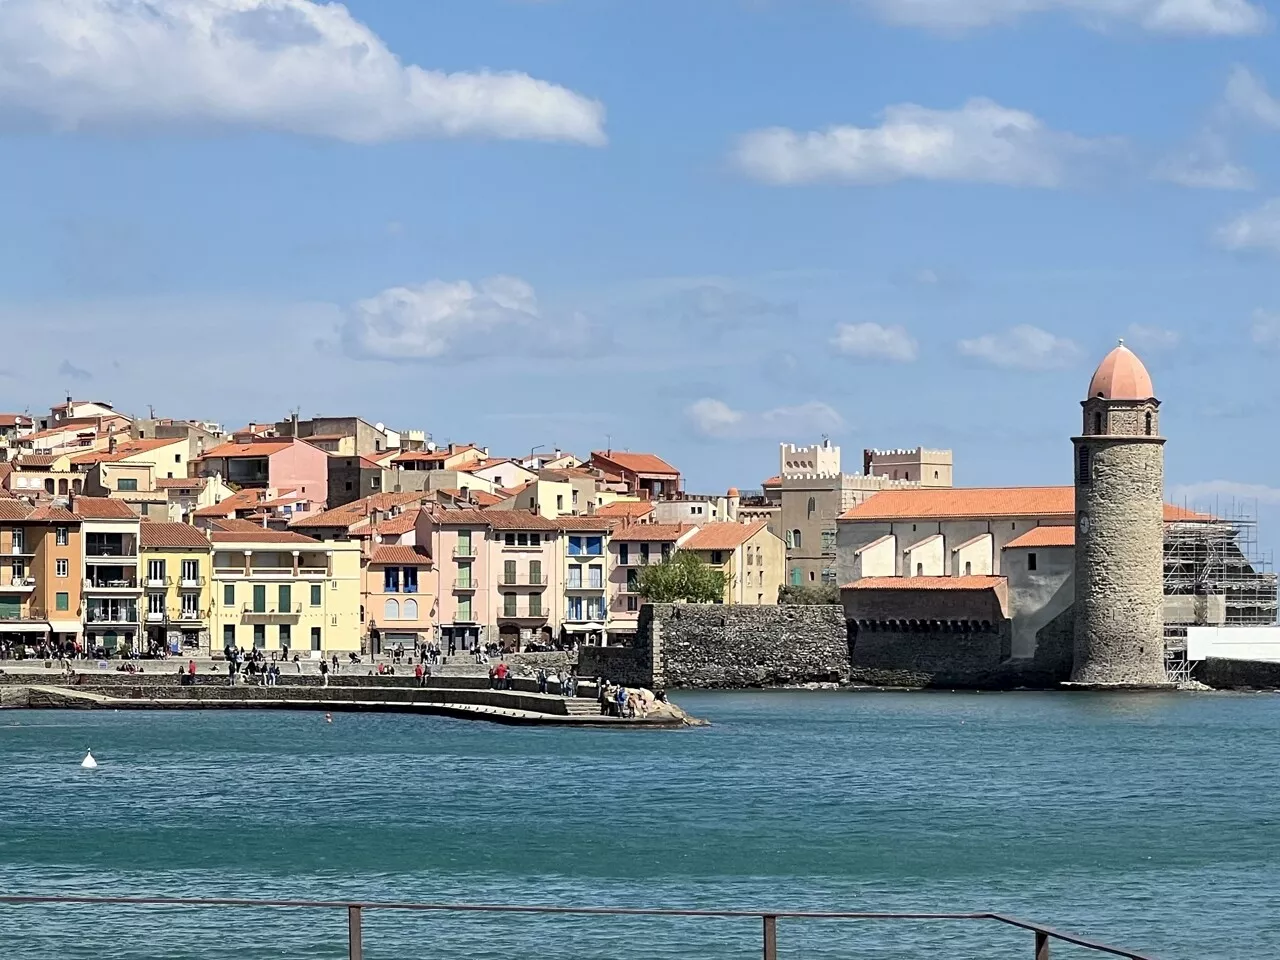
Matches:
[195,438,329,510]
[366,544,434,656]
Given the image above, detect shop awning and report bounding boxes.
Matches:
[0,622,49,634]
[47,620,83,634]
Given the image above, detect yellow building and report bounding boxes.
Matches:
[683,521,786,605]
[209,527,362,655]
[140,522,214,655]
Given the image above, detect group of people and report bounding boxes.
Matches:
[535,666,579,697]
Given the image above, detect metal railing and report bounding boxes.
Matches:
[0,894,1159,960]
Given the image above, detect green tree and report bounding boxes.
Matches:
[637,551,727,603]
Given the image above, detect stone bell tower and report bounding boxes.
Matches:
[1071,340,1167,686]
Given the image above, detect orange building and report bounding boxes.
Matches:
[0,501,83,655]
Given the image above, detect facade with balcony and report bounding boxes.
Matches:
[364,544,433,655]
[74,496,144,655]
[0,502,83,652]
[607,523,698,642]
[194,437,329,511]
[559,516,612,645]
[209,529,361,655]
[140,522,214,655]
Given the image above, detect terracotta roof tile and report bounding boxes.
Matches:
[1165,504,1215,522]
[845,575,1007,591]
[155,477,207,490]
[841,485,1215,525]
[374,511,420,536]
[556,515,612,531]
[72,497,138,520]
[210,529,320,545]
[1004,526,1075,549]
[609,523,694,543]
[684,520,768,551]
[68,437,181,466]
[762,475,782,487]
[0,500,35,521]
[14,454,59,468]
[590,450,680,476]
[369,545,433,566]
[200,439,295,458]
[29,504,78,523]
[595,501,655,519]
[393,445,479,464]
[193,489,264,517]
[209,518,270,533]
[140,522,210,549]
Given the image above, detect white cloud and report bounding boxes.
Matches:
[1250,309,1280,347]
[1215,199,1280,255]
[0,0,605,144]
[686,398,844,441]
[831,322,919,362]
[1153,131,1255,191]
[1124,323,1182,351]
[853,0,1267,35]
[956,324,1083,369]
[1222,66,1280,128]
[343,275,590,360]
[733,98,1112,187]
[1169,480,1280,506]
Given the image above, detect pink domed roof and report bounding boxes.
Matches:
[1087,340,1155,400]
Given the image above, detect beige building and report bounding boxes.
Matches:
[140,522,214,655]
[683,521,785,606]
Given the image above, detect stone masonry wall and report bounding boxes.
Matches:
[1195,657,1280,690]
[849,622,1010,688]
[1073,438,1166,685]
[650,603,849,689]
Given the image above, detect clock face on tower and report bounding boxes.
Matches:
[1078,514,1091,534]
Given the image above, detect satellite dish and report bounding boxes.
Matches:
[375,422,385,432]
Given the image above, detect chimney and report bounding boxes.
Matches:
[109,436,117,454]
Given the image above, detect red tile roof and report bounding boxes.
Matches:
[0,500,35,521]
[13,454,60,468]
[209,518,270,533]
[610,523,694,543]
[0,414,32,428]
[595,501,655,519]
[393,444,480,464]
[68,437,181,466]
[842,486,1215,524]
[72,497,138,520]
[1004,526,1076,549]
[290,492,428,529]
[210,529,319,545]
[845,575,1007,591]
[369,545,433,566]
[374,511,420,536]
[200,439,295,458]
[591,450,680,476]
[193,489,264,517]
[684,520,769,551]
[140,522,210,549]
[155,477,207,490]
[29,504,79,523]
[556,515,612,531]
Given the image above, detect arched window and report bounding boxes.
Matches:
[792,529,802,550]
[807,497,816,519]
[1145,412,1153,436]
[964,561,972,576]
[1094,412,1103,435]
[809,571,815,581]
[44,478,54,494]
[934,471,939,480]
[383,598,399,621]
[403,599,418,620]
[916,563,923,576]
[58,478,68,495]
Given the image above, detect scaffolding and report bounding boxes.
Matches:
[1163,498,1278,681]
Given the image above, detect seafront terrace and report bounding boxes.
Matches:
[0,894,1159,959]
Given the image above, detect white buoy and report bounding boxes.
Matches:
[81,749,98,769]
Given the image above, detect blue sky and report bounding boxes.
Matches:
[2,0,1280,542]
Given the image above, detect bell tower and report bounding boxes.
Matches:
[1071,340,1168,686]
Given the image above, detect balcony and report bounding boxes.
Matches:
[86,542,138,559]
[5,545,34,557]
[240,603,301,625]
[499,575,547,588]
[84,577,140,592]
[298,566,328,577]
[174,608,205,623]
[565,582,606,593]
[498,607,548,621]
[0,577,36,592]
[85,608,140,625]
[452,580,478,592]
[452,545,478,559]
[145,610,165,623]
[248,567,296,579]
[145,577,171,590]
[179,576,205,589]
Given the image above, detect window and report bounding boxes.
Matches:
[711,551,724,565]
[56,527,68,546]
[278,584,291,612]
[626,596,638,612]
[530,534,540,547]
[182,559,198,582]
[384,598,400,620]
[148,592,165,615]
[747,550,754,566]
[587,597,605,620]
[567,596,584,620]
[44,479,54,494]
[403,598,418,619]
[279,624,291,647]
[504,593,517,617]
[1077,446,1091,485]
[384,566,400,592]
[11,529,22,553]
[252,584,266,614]
[148,559,166,582]
[1028,553,1038,572]
[556,495,564,511]
[568,565,582,588]
[809,571,816,581]
[915,563,923,576]
[569,535,602,556]
[458,597,472,621]
[505,533,516,546]
[529,559,542,585]
[345,481,353,492]
[181,593,198,618]
[588,564,603,588]
[791,530,802,550]
[253,625,265,649]
[807,497,816,519]
[1094,412,1103,434]
[223,584,235,607]
[310,584,322,606]
[55,591,69,612]
[934,471,939,480]
[457,563,473,588]
[224,625,235,647]
[403,567,418,593]
[117,478,138,492]
[640,543,650,563]
[964,561,972,576]
[528,594,541,617]
[504,559,517,585]
[311,627,321,651]
[11,561,21,581]
[56,558,68,578]
[1145,412,1153,436]
[174,453,181,463]
[661,544,671,561]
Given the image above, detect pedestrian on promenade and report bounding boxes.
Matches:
[536,667,547,694]
[567,670,578,698]
[319,658,330,688]
[487,664,496,689]
[414,661,425,687]
[294,654,302,674]
[598,679,609,716]
[330,653,339,675]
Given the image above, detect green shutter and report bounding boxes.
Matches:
[0,597,19,619]
[223,583,235,606]
[252,585,266,613]
[55,592,69,612]
[529,559,541,585]
[504,560,516,584]
[310,584,322,606]
[278,584,291,612]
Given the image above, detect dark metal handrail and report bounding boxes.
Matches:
[0,893,1158,960]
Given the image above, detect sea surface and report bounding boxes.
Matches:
[1,691,1278,960]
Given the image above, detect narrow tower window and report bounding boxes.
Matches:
[1145,412,1153,436]
[1077,446,1091,485]
[1093,412,1103,435]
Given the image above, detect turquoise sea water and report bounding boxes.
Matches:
[2,692,1278,959]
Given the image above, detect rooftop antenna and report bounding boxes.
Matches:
[605,434,612,455]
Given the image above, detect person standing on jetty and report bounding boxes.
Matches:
[319,658,330,687]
